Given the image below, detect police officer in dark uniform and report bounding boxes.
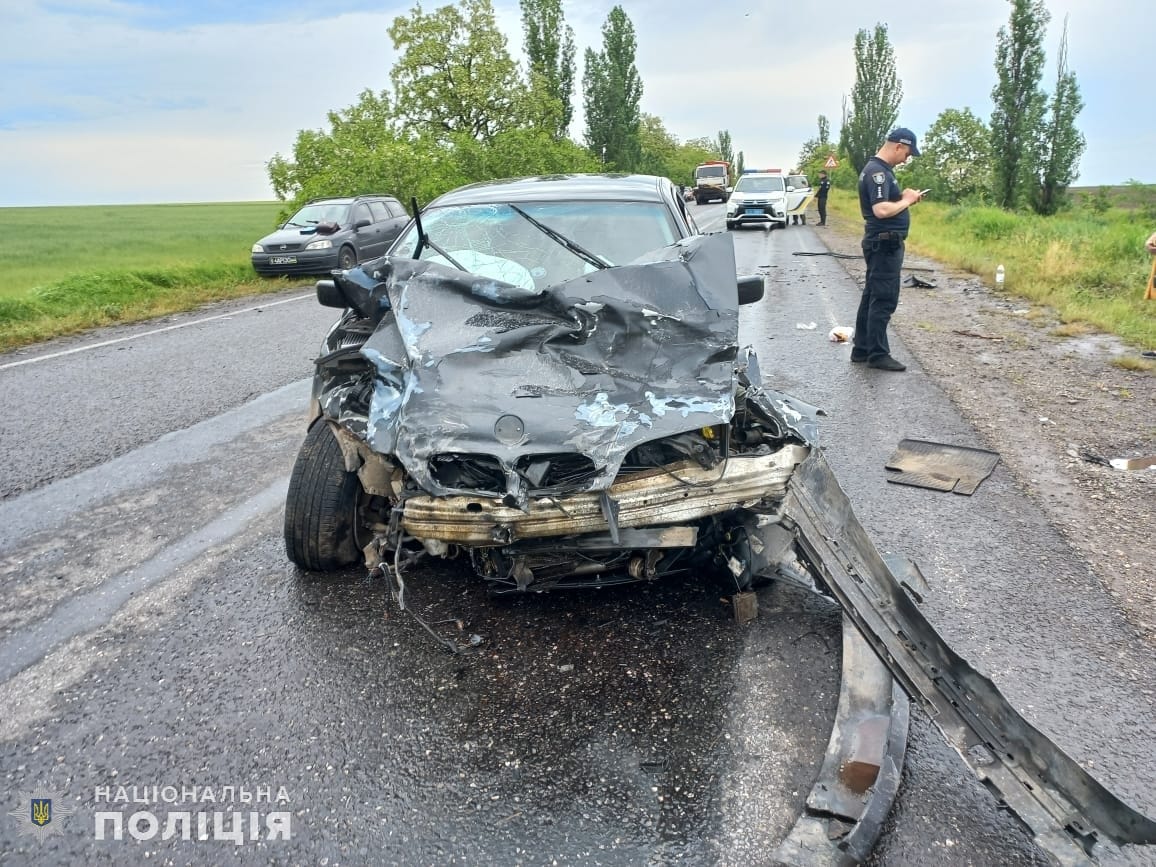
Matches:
[816,170,831,226]
[852,128,924,372]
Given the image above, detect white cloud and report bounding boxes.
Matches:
[0,0,1150,205]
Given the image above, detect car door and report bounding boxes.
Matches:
[363,201,393,260]
[380,199,410,248]
[349,202,376,261]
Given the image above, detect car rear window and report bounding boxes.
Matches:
[368,201,390,222]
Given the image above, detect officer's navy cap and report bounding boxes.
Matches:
[886,127,920,157]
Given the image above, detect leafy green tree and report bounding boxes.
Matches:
[990,0,1049,209]
[582,6,643,171]
[716,130,734,167]
[267,89,453,212]
[1030,17,1084,215]
[839,24,902,175]
[388,0,524,141]
[449,128,599,183]
[915,108,992,203]
[797,115,832,169]
[520,0,576,139]
[734,150,745,178]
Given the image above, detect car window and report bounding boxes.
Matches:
[368,201,390,222]
[734,176,785,193]
[392,201,682,288]
[387,200,408,219]
[788,175,809,189]
[286,202,350,227]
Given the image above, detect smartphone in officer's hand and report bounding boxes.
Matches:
[919,189,932,196]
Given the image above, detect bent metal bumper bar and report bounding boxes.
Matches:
[780,450,1156,866]
[401,446,808,545]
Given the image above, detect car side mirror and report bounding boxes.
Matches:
[737,275,764,305]
[786,186,795,193]
[354,218,371,230]
[316,279,349,309]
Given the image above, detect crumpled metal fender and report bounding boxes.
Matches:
[774,448,1156,866]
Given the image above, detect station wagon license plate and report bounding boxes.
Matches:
[744,208,763,216]
[269,256,297,265]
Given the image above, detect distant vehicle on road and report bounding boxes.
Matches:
[251,194,409,277]
[692,160,730,204]
[725,170,788,230]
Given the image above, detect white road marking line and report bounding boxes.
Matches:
[0,292,315,371]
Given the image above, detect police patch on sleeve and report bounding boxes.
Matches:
[872,172,885,185]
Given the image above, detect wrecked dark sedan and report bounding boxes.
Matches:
[283,173,786,591]
[284,173,1156,865]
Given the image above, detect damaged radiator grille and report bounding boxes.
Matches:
[515,453,598,489]
[429,453,505,492]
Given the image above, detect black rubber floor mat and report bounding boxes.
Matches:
[885,438,1000,495]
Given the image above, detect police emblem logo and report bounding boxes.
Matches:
[31,797,51,827]
[872,172,885,185]
[7,789,74,842]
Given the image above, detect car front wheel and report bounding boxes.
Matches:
[284,422,366,571]
[338,246,357,271]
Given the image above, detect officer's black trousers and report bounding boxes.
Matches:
[854,237,904,361]
[817,196,827,224]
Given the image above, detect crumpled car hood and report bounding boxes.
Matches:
[334,233,743,497]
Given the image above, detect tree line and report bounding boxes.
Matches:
[801,0,1084,215]
[268,0,1084,218]
[267,0,725,215]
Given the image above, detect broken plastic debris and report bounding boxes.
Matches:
[828,326,854,343]
[1109,456,1156,471]
[796,322,817,330]
[903,274,937,289]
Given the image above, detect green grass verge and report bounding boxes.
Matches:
[0,201,295,352]
[828,192,1156,351]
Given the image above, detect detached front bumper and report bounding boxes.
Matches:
[401,445,809,546]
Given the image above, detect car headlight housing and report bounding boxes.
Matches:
[251,244,264,253]
[306,239,333,251]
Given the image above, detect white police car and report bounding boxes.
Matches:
[725,171,788,230]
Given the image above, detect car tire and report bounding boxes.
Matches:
[801,214,807,225]
[726,221,735,230]
[338,246,357,271]
[284,422,365,571]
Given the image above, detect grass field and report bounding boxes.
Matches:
[827,191,1156,354]
[0,201,294,350]
[0,201,283,297]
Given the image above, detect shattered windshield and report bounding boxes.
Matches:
[391,201,680,289]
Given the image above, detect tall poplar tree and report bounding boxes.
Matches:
[1031,17,1085,215]
[716,130,734,167]
[582,6,643,171]
[989,0,1049,209]
[519,0,576,139]
[839,24,902,175]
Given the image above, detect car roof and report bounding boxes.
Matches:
[303,194,398,205]
[426,174,669,207]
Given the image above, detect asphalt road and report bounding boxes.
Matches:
[0,218,1152,866]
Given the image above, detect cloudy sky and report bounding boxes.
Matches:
[1,0,1149,206]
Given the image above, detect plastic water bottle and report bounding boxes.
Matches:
[995,264,1005,287]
